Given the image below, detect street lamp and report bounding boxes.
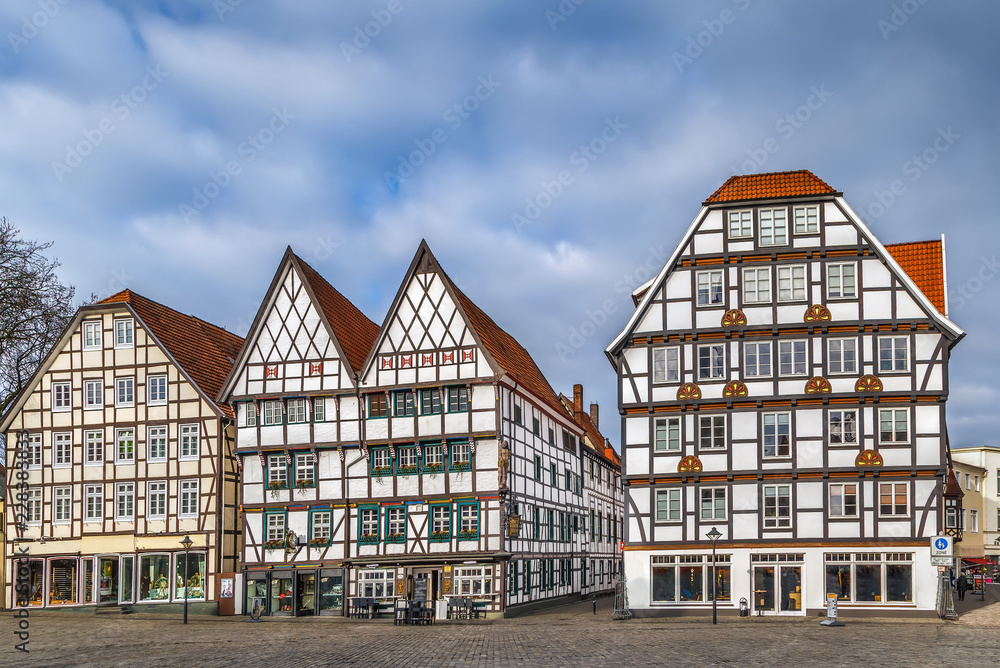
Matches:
[706,527,722,625]
[180,535,193,624]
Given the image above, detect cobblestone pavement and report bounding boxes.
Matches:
[3,598,1000,668]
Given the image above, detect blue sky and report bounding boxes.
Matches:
[2,1,998,448]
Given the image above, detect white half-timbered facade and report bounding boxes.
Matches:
[222,243,622,617]
[606,171,964,617]
[2,291,243,613]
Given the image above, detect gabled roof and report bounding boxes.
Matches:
[97,290,243,416]
[884,239,946,315]
[557,393,620,468]
[944,468,964,499]
[704,169,837,204]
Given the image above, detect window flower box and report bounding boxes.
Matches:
[397,465,418,476]
[449,462,471,473]
[294,479,315,489]
[309,538,330,548]
[263,539,285,549]
[422,463,444,474]
[267,481,288,491]
[358,533,379,545]
[429,531,451,543]
[457,530,479,541]
[371,466,392,478]
[385,532,406,544]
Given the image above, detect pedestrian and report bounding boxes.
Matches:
[957,572,969,601]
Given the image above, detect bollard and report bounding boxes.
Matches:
[592,593,597,615]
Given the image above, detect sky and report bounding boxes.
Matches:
[2,1,998,450]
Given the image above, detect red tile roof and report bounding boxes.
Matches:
[97,290,243,416]
[705,170,837,204]
[294,255,380,376]
[944,467,964,498]
[884,239,947,314]
[558,394,620,468]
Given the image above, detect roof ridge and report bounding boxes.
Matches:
[705,169,836,204]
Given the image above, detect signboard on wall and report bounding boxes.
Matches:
[507,515,520,538]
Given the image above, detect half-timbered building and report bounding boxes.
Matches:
[606,170,964,617]
[222,243,622,617]
[2,290,243,612]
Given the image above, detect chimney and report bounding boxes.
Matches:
[573,384,583,415]
[589,402,599,429]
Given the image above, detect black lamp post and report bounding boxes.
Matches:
[180,535,193,624]
[707,527,722,625]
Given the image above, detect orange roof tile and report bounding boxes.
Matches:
[558,393,620,468]
[884,239,946,314]
[705,170,837,204]
[294,255,380,377]
[944,467,964,498]
[96,290,243,416]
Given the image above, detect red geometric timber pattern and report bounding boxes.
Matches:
[804,304,832,322]
[678,455,703,473]
[420,353,435,367]
[723,380,748,398]
[309,362,322,375]
[265,366,278,378]
[721,309,747,327]
[855,450,884,467]
[676,383,702,401]
[804,376,832,394]
[855,375,883,393]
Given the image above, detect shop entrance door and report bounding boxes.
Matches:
[412,570,438,603]
[753,565,803,615]
[97,556,119,605]
[296,572,316,616]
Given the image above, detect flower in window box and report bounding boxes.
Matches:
[359,533,379,545]
[268,480,288,491]
[309,537,330,547]
[429,530,451,542]
[386,532,406,544]
[294,479,313,489]
[397,465,417,475]
[457,530,479,541]
[423,463,444,474]
[450,462,471,472]
[264,538,285,549]
[371,466,392,478]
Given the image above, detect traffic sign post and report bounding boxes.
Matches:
[931,536,954,557]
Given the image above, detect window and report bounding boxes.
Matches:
[696,270,724,306]
[778,340,807,376]
[262,400,283,426]
[295,453,315,487]
[148,482,167,519]
[880,482,908,517]
[393,391,414,417]
[114,318,134,347]
[965,473,971,490]
[397,446,418,473]
[763,413,791,458]
[85,484,103,521]
[147,375,167,405]
[744,342,771,378]
[312,397,326,422]
[25,488,41,524]
[879,336,909,372]
[829,410,858,445]
[84,380,103,409]
[311,511,332,545]
[699,415,725,450]
[140,426,166,462]
[54,487,72,522]
[825,553,913,604]
[180,424,199,459]
[266,511,286,542]
[827,263,856,298]
[368,393,388,418]
[371,448,392,475]
[698,344,724,380]
[454,566,493,596]
[53,432,72,467]
[975,475,980,492]
[828,338,857,374]
[652,347,680,383]
[700,488,726,520]
[52,382,71,411]
[85,430,103,464]
[656,489,681,522]
[286,398,307,424]
[245,402,256,427]
[459,504,479,538]
[879,409,908,443]
[115,377,135,407]
[759,208,787,245]
[829,483,858,518]
[179,480,199,518]
[742,268,771,304]
[450,441,472,470]
[548,428,555,446]
[23,433,42,468]
[946,507,959,529]
[447,386,469,412]
[513,404,522,425]
[116,428,134,463]
[793,205,818,234]
[115,483,134,520]
[431,505,451,539]
[654,417,680,452]
[266,455,289,488]
[534,455,542,481]
[777,265,806,302]
[550,463,558,486]
[423,444,443,471]
[83,320,102,349]
[763,485,791,528]
[386,507,406,542]
[419,388,442,415]
[359,569,393,597]
[359,508,379,541]
[728,209,752,238]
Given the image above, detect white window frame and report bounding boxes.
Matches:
[423,445,443,469]
[360,508,379,539]
[295,453,315,486]
[115,482,135,521]
[697,344,725,380]
[696,270,725,306]
[53,432,72,467]
[652,346,680,384]
[878,408,909,444]
[453,566,493,597]
[827,263,856,299]
[762,412,791,458]
[654,417,681,452]
[262,399,282,426]
[728,209,753,238]
[311,511,332,542]
[828,338,857,374]
[84,380,103,410]
[759,208,787,246]
[970,509,979,533]
[147,425,168,462]
[793,205,818,234]
[115,428,135,463]
[85,430,104,465]
[829,483,858,518]
[778,340,807,376]
[286,397,307,424]
[179,480,199,518]
[763,485,791,528]
[776,265,807,302]
[115,377,135,408]
[114,318,134,348]
[148,481,167,520]
[312,397,326,422]
[655,489,681,522]
[879,482,909,518]
[266,512,286,542]
[700,487,727,521]
[698,414,726,450]
[431,505,450,534]
[54,486,72,523]
[147,374,167,405]
[879,336,909,373]
[744,341,771,378]
[829,410,858,445]
[244,402,257,427]
[85,484,104,522]
[51,381,72,412]
[267,455,288,486]
[24,433,42,469]
[180,424,199,460]
[386,507,406,538]
[975,475,980,492]
[398,446,418,469]
[25,488,42,524]
[742,268,771,304]
[83,320,102,350]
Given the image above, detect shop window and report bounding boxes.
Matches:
[175,552,206,601]
[359,569,394,598]
[48,559,78,605]
[245,573,267,614]
[271,573,294,613]
[17,560,44,606]
[319,570,344,613]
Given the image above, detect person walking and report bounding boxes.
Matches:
[957,572,969,601]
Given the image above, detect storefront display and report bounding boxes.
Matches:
[48,559,78,605]
[175,552,206,600]
[139,554,171,601]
